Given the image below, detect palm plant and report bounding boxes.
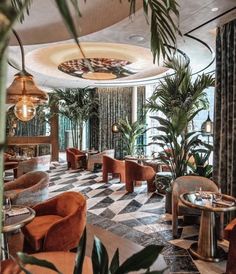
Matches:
[51,88,98,149]
[147,58,214,195]
[118,117,146,156]
[188,146,213,178]
[146,57,214,122]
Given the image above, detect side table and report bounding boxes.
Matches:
[180,192,236,262]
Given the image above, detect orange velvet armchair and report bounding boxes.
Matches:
[102,155,125,183]
[66,148,87,170]
[125,160,156,193]
[225,219,236,274]
[22,191,86,253]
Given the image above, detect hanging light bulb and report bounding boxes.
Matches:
[14,95,36,122]
[7,30,48,122]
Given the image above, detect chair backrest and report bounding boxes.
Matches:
[172,176,218,198]
[89,149,115,162]
[4,170,49,190]
[17,155,51,177]
[52,191,86,217]
[101,149,115,158]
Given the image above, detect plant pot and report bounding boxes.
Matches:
[165,190,172,214]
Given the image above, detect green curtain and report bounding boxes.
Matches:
[7,106,48,137]
[59,115,71,151]
[213,19,236,220]
[89,86,145,159]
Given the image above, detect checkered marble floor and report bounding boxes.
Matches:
[7,161,227,274]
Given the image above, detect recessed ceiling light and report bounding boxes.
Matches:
[211,7,219,12]
[128,34,145,42]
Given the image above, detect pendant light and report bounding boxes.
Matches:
[7,30,48,122]
[201,111,213,136]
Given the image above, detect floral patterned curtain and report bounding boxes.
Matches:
[213,19,236,220]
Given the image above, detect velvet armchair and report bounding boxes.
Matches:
[4,171,49,206]
[125,160,156,193]
[225,219,236,274]
[172,176,222,238]
[102,155,125,183]
[22,191,86,253]
[66,148,87,170]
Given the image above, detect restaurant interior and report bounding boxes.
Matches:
[1,1,236,273]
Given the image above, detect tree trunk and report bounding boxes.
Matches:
[79,124,83,150]
[0,46,7,234]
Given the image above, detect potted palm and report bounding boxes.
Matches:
[146,57,215,212]
[118,117,146,156]
[51,88,98,149]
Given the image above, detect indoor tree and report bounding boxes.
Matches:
[51,87,98,149]
[118,116,146,156]
[147,57,214,193]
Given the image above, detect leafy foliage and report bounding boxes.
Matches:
[118,117,146,156]
[189,146,213,178]
[9,0,180,63]
[17,229,166,274]
[130,0,180,62]
[146,57,214,188]
[146,57,214,121]
[51,87,98,149]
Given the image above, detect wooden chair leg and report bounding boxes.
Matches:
[126,180,134,193]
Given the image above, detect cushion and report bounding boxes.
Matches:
[23,215,62,251]
[225,218,236,241]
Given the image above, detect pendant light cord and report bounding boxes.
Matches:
[8,29,27,72]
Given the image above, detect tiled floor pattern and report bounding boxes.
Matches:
[7,161,227,274]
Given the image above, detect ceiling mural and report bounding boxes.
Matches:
[58,58,134,80]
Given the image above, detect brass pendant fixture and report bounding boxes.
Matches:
[7,30,48,122]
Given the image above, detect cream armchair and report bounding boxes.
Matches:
[87,149,115,171]
[16,155,51,178]
[172,176,222,238]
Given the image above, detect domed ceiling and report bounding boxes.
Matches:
[7,0,236,88]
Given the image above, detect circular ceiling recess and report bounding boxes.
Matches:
[25,42,172,87]
[58,58,133,80]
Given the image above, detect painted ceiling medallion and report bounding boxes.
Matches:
[58,58,134,80]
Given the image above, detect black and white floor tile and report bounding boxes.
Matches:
[6,161,227,273]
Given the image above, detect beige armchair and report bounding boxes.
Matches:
[16,155,51,178]
[172,176,221,238]
[87,149,115,171]
[4,171,49,206]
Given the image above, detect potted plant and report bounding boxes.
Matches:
[188,145,213,178]
[146,57,215,212]
[51,88,98,149]
[118,117,146,156]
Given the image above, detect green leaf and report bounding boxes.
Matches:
[110,249,120,274]
[92,236,109,274]
[17,252,62,274]
[74,228,87,274]
[115,245,163,274]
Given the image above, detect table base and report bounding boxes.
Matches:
[189,242,227,262]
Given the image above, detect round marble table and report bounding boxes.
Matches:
[180,191,236,262]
